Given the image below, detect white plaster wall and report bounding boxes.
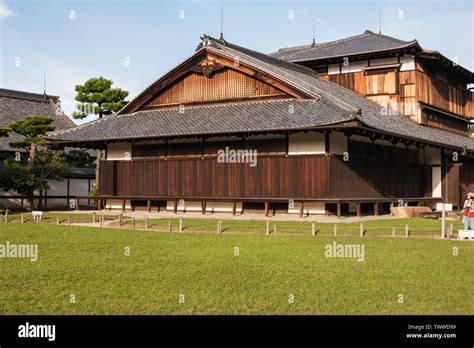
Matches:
[166,200,243,213]
[288,132,325,155]
[341,60,368,73]
[0,190,21,209]
[432,167,442,198]
[330,132,347,155]
[107,143,132,160]
[288,202,326,215]
[400,55,415,71]
[370,57,399,66]
[328,64,340,75]
[105,199,132,210]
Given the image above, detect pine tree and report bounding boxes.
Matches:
[73,77,129,119]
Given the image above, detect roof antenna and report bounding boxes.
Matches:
[378,10,382,34]
[219,2,224,40]
[312,17,316,46]
[43,70,46,97]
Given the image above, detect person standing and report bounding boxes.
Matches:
[463,193,474,230]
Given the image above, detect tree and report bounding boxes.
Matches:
[34,150,67,208]
[5,116,55,169]
[0,159,48,208]
[72,77,129,120]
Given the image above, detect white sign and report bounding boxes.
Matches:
[31,211,43,217]
[436,203,453,212]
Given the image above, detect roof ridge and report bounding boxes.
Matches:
[0,88,59,103]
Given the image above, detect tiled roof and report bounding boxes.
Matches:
[47,36,474,152]
[0,88,75,152]
[270,30,419,62]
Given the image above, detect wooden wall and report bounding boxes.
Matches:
[143,68,287,108]
[99,156,329,199]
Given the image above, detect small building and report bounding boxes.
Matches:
[0,88,95,209]
[46,32,474,216]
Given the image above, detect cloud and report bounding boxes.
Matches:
[0,2,16,19]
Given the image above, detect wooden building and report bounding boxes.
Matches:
[0,88,95,209]
[46,32,474,216]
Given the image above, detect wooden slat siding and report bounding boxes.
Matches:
[442,164,461,207]
[416,69,472,118]
[98,161,115,196]
[99,156,328,198]
[424,110,467,135]
[399,71,416,116]
[329,156,425,198]
[320,72,366,95]
[143,68,288,108]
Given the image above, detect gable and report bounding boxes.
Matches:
[141,66,289,109]
[119,49,309,114]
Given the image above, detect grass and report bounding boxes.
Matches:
[0,223,473,315]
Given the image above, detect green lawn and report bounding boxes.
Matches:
[0,223,472,315]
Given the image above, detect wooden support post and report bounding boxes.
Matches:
[299,202,304,218]
[312,223,316,236]
[336,203,341,219]
[173,201,178,214]
[201,201,206,215]
[179,218,183,232]
[333,224,337,237]
[266,221,269,235]
[356,203,361,217]
[168,221,172,232]
[20,198,24,209]
[374,202,379,216]
[100,216,104,228]
[121,200,126,212]
[360,223,364,237]
[21,213,24,224]
[405,224,409,238]
[264,202,269,217]
[232,201,237,216]
[392,227,396,237]
[147,200,151,213]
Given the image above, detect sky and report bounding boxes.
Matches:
[0,0,473,125]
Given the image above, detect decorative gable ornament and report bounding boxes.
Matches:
[191,61,225,77]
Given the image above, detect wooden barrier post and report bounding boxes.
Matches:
[219,220,222,234]
[132,218,135,230]
[360,223,364,237]
[119,214,122,227]
[92,212,96,223]
[56,215,60,225]
[333,224,337,237]
[405,224,409,238]
[392,227,396,237]
[4,210,8,223]
[100,216,104,227]
[266,221,269,235]
[312,223,316,236]
[179,218,183,232]
[168,221,172,232]
[273,224,277,234]
[145,216,149,229]
[21,213,24,224]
